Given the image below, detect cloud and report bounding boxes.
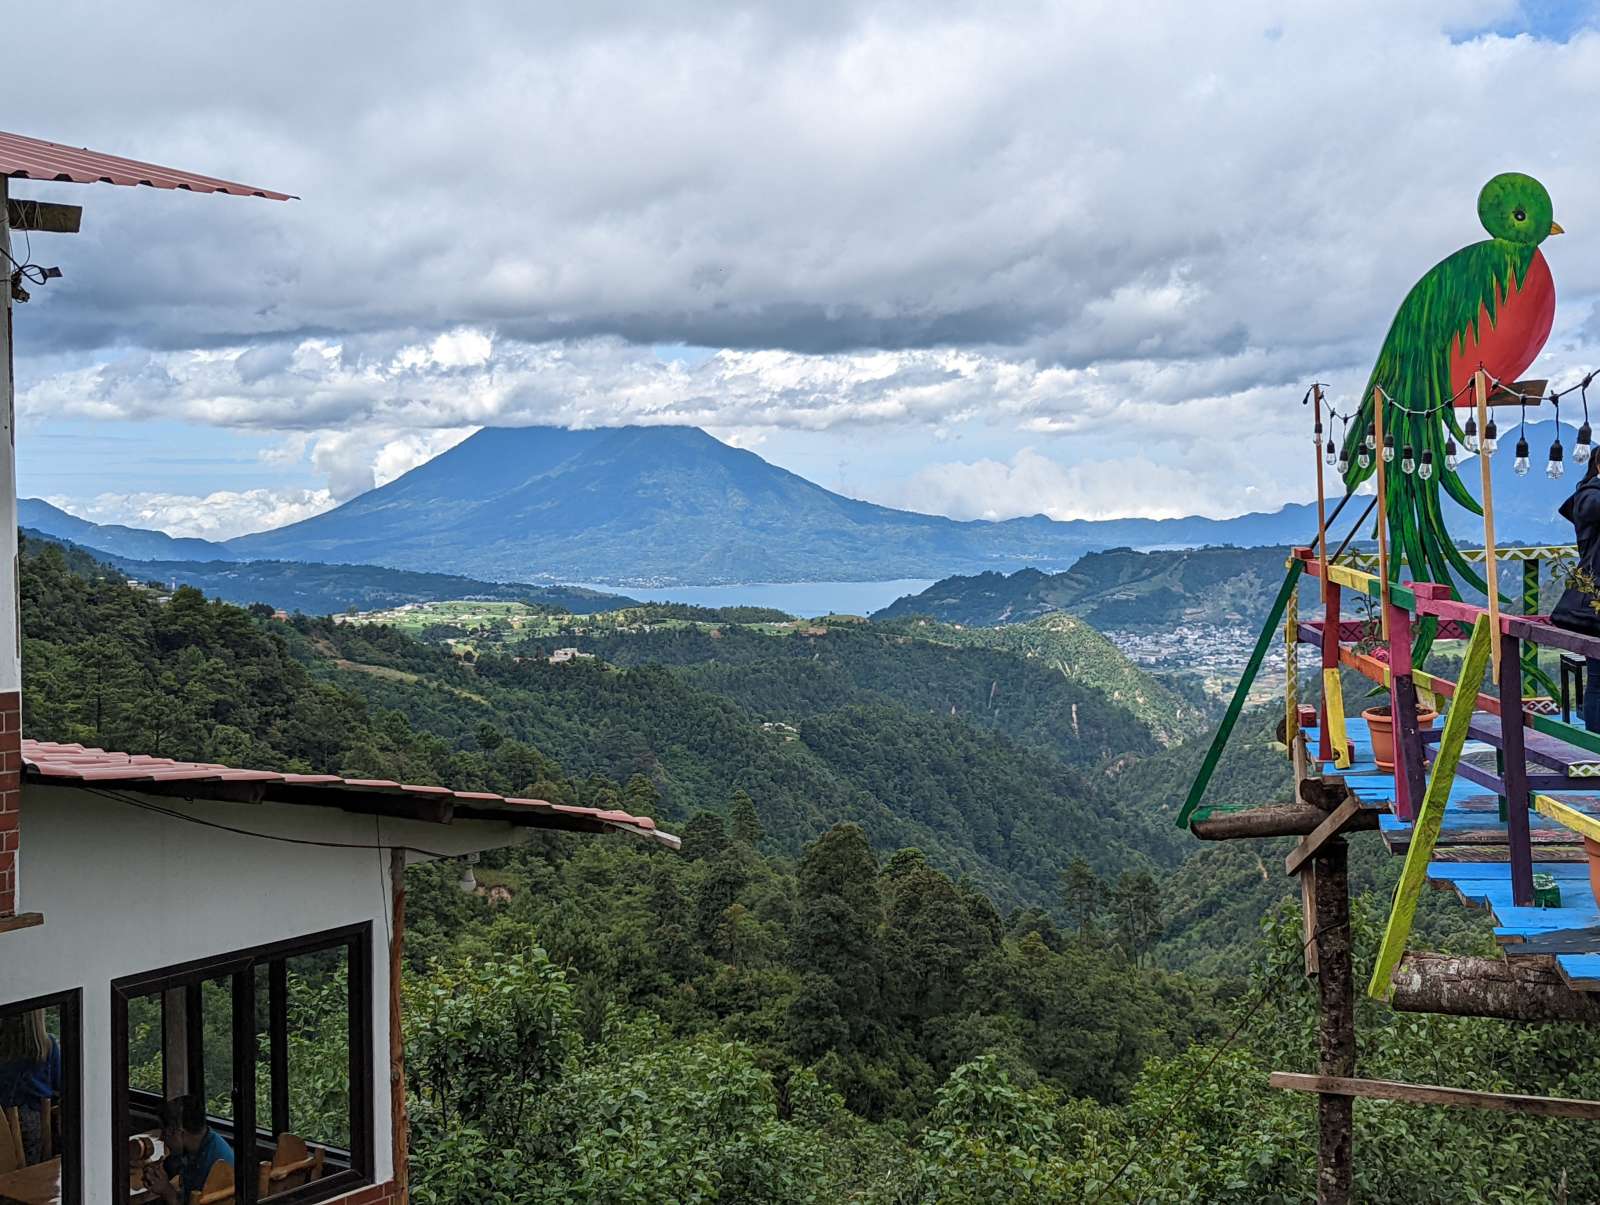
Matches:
[11,1,1600,525]
[55,488,336,541]
[877,446,1296,521]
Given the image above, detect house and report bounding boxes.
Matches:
[0,131,679,1205]
[546,647,593,665]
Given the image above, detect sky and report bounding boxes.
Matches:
[9,0,1600,540]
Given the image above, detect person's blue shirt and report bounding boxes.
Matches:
[0,1035,60,1109]
[165,1126,234,1194]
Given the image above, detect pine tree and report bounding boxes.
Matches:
[729,788,763,846]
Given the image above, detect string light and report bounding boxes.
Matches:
[1483,418,1499,454]
[1514,434,1531,476]
[1382,433,1395,463]
[1463,414,1479,452]
[1324,434,1336,466]
[1579,379,1594,464]
[1548,438,1566,479]
[1419,448,1434,480]
[1444,436,1459,472]
[1400,444,1415,474]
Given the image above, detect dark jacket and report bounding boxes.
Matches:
[1551,471,1600,636]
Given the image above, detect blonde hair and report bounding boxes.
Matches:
[0,1010,49,1065]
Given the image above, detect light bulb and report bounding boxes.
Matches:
[1444,437,1459,472]
[1483,420,1499,454]
[1400,445,1415,474]
[1324,436,1336,466]
[1577,422,1593,465]
[1513,435,1530,476]
[1357,449,1371,469]
[1549,439,1566,479]
[1337,449,1349,474]
[1382,433,1395,463]
[1364,429,1376,451]
[1419,449,1434,480]
[1464,415,1479,452]
[1313,421,1323,445]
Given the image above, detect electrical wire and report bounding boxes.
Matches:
[82,784,457,859]
[1087,921,1340,1204]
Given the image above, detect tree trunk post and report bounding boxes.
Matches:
[1313,836,1354,1204]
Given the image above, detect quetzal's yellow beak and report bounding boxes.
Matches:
[1551,221,1566,235]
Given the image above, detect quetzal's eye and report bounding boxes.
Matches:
[1513,208,1527,222]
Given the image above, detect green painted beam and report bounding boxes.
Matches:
[1368,614,1492,1001]
[1178,561,1305,829]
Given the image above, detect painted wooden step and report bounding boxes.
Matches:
[1460,711,1600,777]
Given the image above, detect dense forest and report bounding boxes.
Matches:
[20,536,1600,1200]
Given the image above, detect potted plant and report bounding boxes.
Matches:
[1362,701,1439,770]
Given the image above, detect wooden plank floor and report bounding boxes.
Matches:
[1309,716,1600,993]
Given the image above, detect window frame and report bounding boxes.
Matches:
[0,987,82,1205]
[110,922,374,1205]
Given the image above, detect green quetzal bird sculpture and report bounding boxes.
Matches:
[1338,172,1563,662]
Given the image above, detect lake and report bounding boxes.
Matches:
[569,579,936,617]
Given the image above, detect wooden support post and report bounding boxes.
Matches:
[1476,369,1502,683]
[1387,600,1426,822]
[1312,836,1354,1205]
[1500,632,1535,907]
[1300,861,1319,977]
[1319,582,1342,763]
[389,848,410,1204]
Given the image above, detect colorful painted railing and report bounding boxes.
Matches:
[1180,543,1600,919]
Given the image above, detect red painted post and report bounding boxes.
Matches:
[1320,580,1341,763]
[1386,597,1426,822]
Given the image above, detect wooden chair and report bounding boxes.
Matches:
[0,1106,22,1174]
[256,1133,324,1197]
[187,1157,235,1205]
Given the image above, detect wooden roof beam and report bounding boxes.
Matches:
[7,198,80,233]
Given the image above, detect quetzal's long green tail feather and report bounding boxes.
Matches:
[1336,239,1538,670]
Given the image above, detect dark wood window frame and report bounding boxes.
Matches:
[0,987,82,1204]
[110,922,374,1205]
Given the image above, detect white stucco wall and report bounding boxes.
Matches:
[0,782,531,1201]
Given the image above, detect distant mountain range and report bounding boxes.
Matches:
[23,418,1585,587]
[875,546,1300,629]
[19,528,635,616]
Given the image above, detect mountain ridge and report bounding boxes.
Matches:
[25,418,1583,587]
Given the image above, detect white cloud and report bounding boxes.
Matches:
[55,488,336,541]
[11,1,1600,526]
[878,446,1297,522]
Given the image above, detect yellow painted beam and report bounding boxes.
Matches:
[1369,614,1493,1002]
[1322,668,1350,770]
[1533,794,1600,845]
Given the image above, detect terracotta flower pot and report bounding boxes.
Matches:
[1585,837,1600,911]
[1362,704,1439,771]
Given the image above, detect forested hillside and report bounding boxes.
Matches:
[21,536,1600,1200]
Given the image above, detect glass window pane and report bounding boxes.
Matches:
[261,946,350,1199]
[0,996,73,1203]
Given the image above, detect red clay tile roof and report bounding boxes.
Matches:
[0,130,296,199]
[22,740,679,849]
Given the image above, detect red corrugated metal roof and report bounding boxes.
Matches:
[0,130,295,200]
[22,740,678,849]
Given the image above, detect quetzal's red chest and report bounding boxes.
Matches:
[1448,248,1555,402]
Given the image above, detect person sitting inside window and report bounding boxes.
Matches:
[0,1009,61,1164]
[143,1093,234,1205]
